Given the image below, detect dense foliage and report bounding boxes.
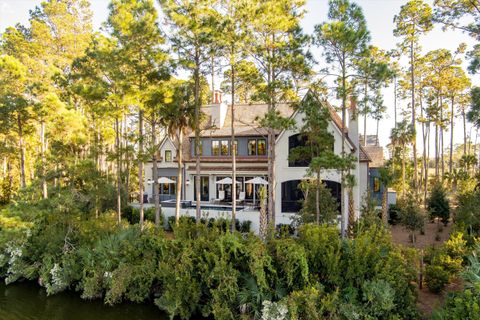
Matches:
[0,192,420,320]
[427,183,450,225]
[432,244,480,320]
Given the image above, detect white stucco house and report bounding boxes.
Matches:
[143,90,371,228]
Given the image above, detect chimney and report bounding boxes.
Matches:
[210,90,227,128]
[213,90,223,104]
[348,96,359,150]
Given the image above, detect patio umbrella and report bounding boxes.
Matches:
[215,177,241,184]
[157,177,176,184]
[245,177,268,205]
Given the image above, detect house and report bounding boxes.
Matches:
[361,135,396,207]
[143,90,371,225]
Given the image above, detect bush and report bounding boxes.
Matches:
[276,224,295,237]
[0,194,421,320]
[388,204,401,225]
[432,245,480,319]
[456,190,480,236]
[427,182,450,225]
[295,181,339,226]
[399,197,425,244]
[425,265,450,293]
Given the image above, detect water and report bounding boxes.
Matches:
[0,281,167,320]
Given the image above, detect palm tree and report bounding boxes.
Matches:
[390,120,414,197]
[345,173,356,238]
[159,80,196,226]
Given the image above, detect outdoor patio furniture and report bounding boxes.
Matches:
[214,190,225,204]
[237,191,245,205]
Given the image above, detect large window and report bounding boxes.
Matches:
[248,139,256,156]
[164,150,172,162]
[257,139,266,155]
[248,138,267,156]
[221,140,229,155]
[288,134,310,167]
[194,176,209,201]
[212,141,220,156]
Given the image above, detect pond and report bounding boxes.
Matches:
[0,281,168,320]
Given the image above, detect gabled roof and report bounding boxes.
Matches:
[362,145,384,167]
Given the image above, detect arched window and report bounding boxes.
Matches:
[281,179,342,213]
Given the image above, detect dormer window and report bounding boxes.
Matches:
[164,150,172,162]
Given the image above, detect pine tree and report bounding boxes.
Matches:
[314,0,370,237]
[394,0,433,191]
[427,182,450,225]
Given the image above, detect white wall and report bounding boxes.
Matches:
[274,111,347,215]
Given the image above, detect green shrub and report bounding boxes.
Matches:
[425,265,450,293]
[433,245,480,319]
[388,204,401,225]
[427,182,450,225]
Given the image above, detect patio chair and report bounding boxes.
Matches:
[237,191,245,205]
[214,190,225,204]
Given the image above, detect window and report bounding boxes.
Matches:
[248,139,256,156]
[288,134,310,167]
[212,141,220,156]
[194,176,209,201]
[164,150,172,162]
[257,139,266,155]
[221,140,229,155]
[160,176,176,195]
[232,140,238,155]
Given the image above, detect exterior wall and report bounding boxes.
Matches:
[274,111,346,215]
[144,137,179,202]
[358,162,369,207]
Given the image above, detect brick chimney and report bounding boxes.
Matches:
[348,96,359,149]
[213,90,223,104]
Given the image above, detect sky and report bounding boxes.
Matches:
[0,0,478,151]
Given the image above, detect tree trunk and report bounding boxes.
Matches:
[402,145,406,195]
[347,188,355,238]
[463,107,467,156]
[115,117,122,224]
[450,97,454,174]
[175,131,183,226]
[340,55,347,238]
[230,56,237,232]
[394,75,397,128]
[152,120,161,227]
[382,184,388,225]
[40,120,48,199]
[435,123,439,177]
[194,53,202,222]
[18,115,26,188]
[363,81,368,146]
[316,170,320,224]
[410,40,418,191]
[440,96,444,177]
[138,109,144,230]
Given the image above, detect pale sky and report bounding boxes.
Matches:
[1,0,478,151]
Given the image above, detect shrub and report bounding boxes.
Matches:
[295,181,339,226]
[427,182,450,225]
[399,197,425,244]
[388,204,401,225]
[425,265,450,293]
[432,245,480,319]
[275,224,295,237]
